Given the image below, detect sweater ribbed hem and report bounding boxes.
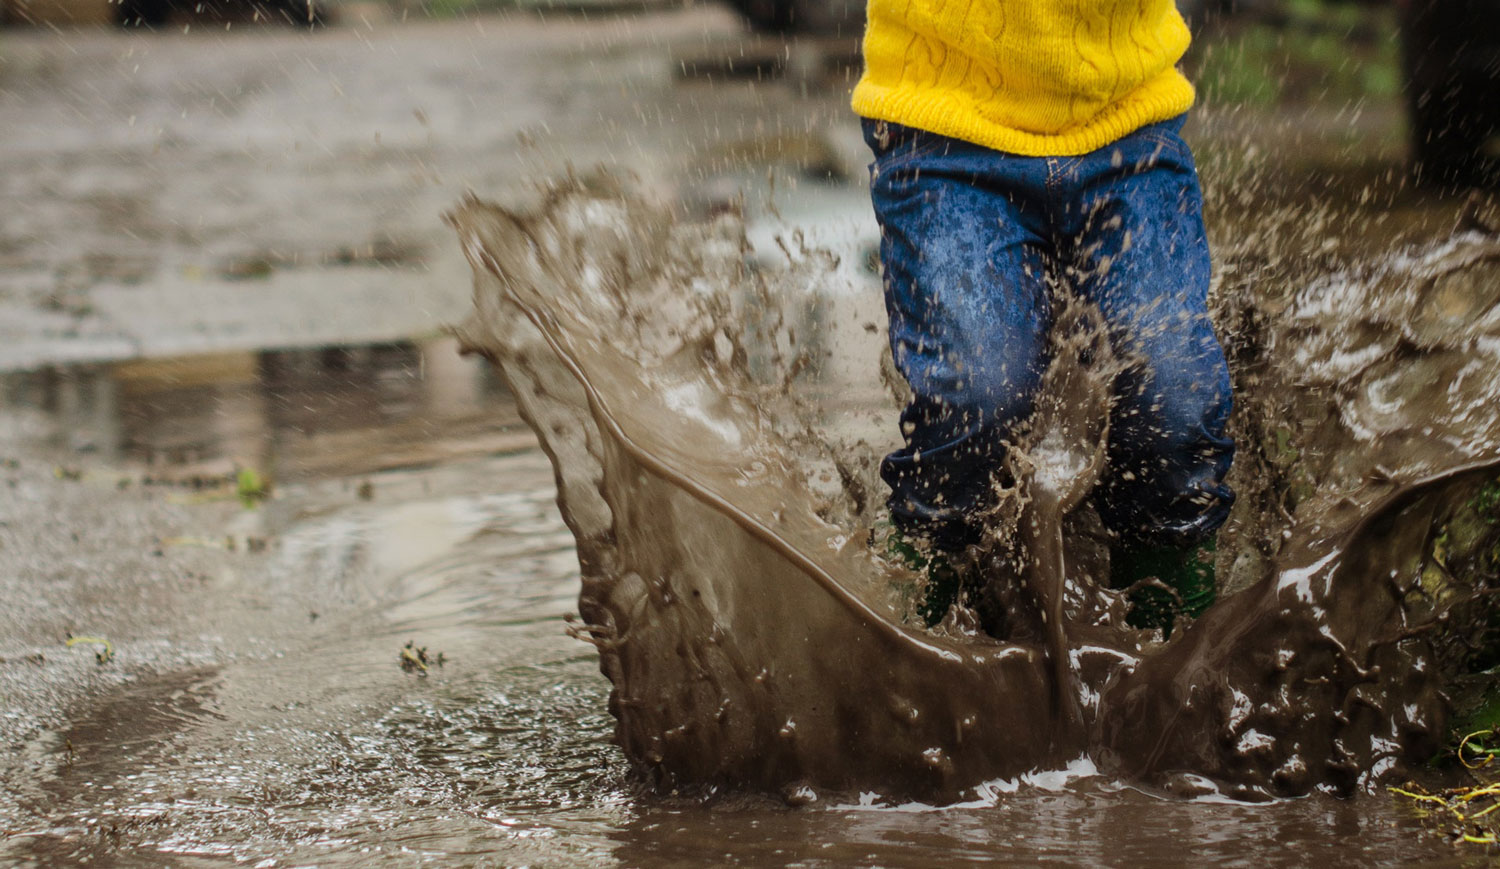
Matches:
[850,71,1196,157]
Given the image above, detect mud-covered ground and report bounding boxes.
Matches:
[1,8,1495,865]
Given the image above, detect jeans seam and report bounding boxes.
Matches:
[1138,131,1189,167]
[1044,157,1072,231]
[869,122,949,170]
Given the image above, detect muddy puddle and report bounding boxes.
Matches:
[422,175,1500,857]
[2,163,1500,864]
[0,238,1483,866]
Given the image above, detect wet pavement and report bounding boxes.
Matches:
[2,6,1498,866]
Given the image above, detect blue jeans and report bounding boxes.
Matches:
[864,115,1234,551]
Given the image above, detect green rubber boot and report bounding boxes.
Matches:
[1111,538,1217,634]
[884,528,963,627]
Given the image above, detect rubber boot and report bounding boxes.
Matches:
[884,528,963,627]
[1111,538,1217,635]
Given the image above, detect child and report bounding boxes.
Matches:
[852,0,1235,627]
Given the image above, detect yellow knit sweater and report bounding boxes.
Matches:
[851,0,1195,156]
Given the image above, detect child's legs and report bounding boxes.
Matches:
[864,120,1053,550]
[1068,118,1235,547]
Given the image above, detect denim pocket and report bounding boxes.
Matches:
[1139,130,1189,163]
[1132,115,1193,168]
[864,119,949,173]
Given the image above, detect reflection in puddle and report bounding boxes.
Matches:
[0,337,525,480]
[53,668,224,783]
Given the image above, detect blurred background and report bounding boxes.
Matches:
[1,0,1494,374]
[2,0,1496,371]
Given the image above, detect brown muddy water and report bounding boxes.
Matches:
[450,178,1500,798]
[449,177,1500,861]
[0,227,1491,866]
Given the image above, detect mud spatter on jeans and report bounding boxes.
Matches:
[448,179,1500,803]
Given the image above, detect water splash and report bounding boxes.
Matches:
[450,179,1500,802]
